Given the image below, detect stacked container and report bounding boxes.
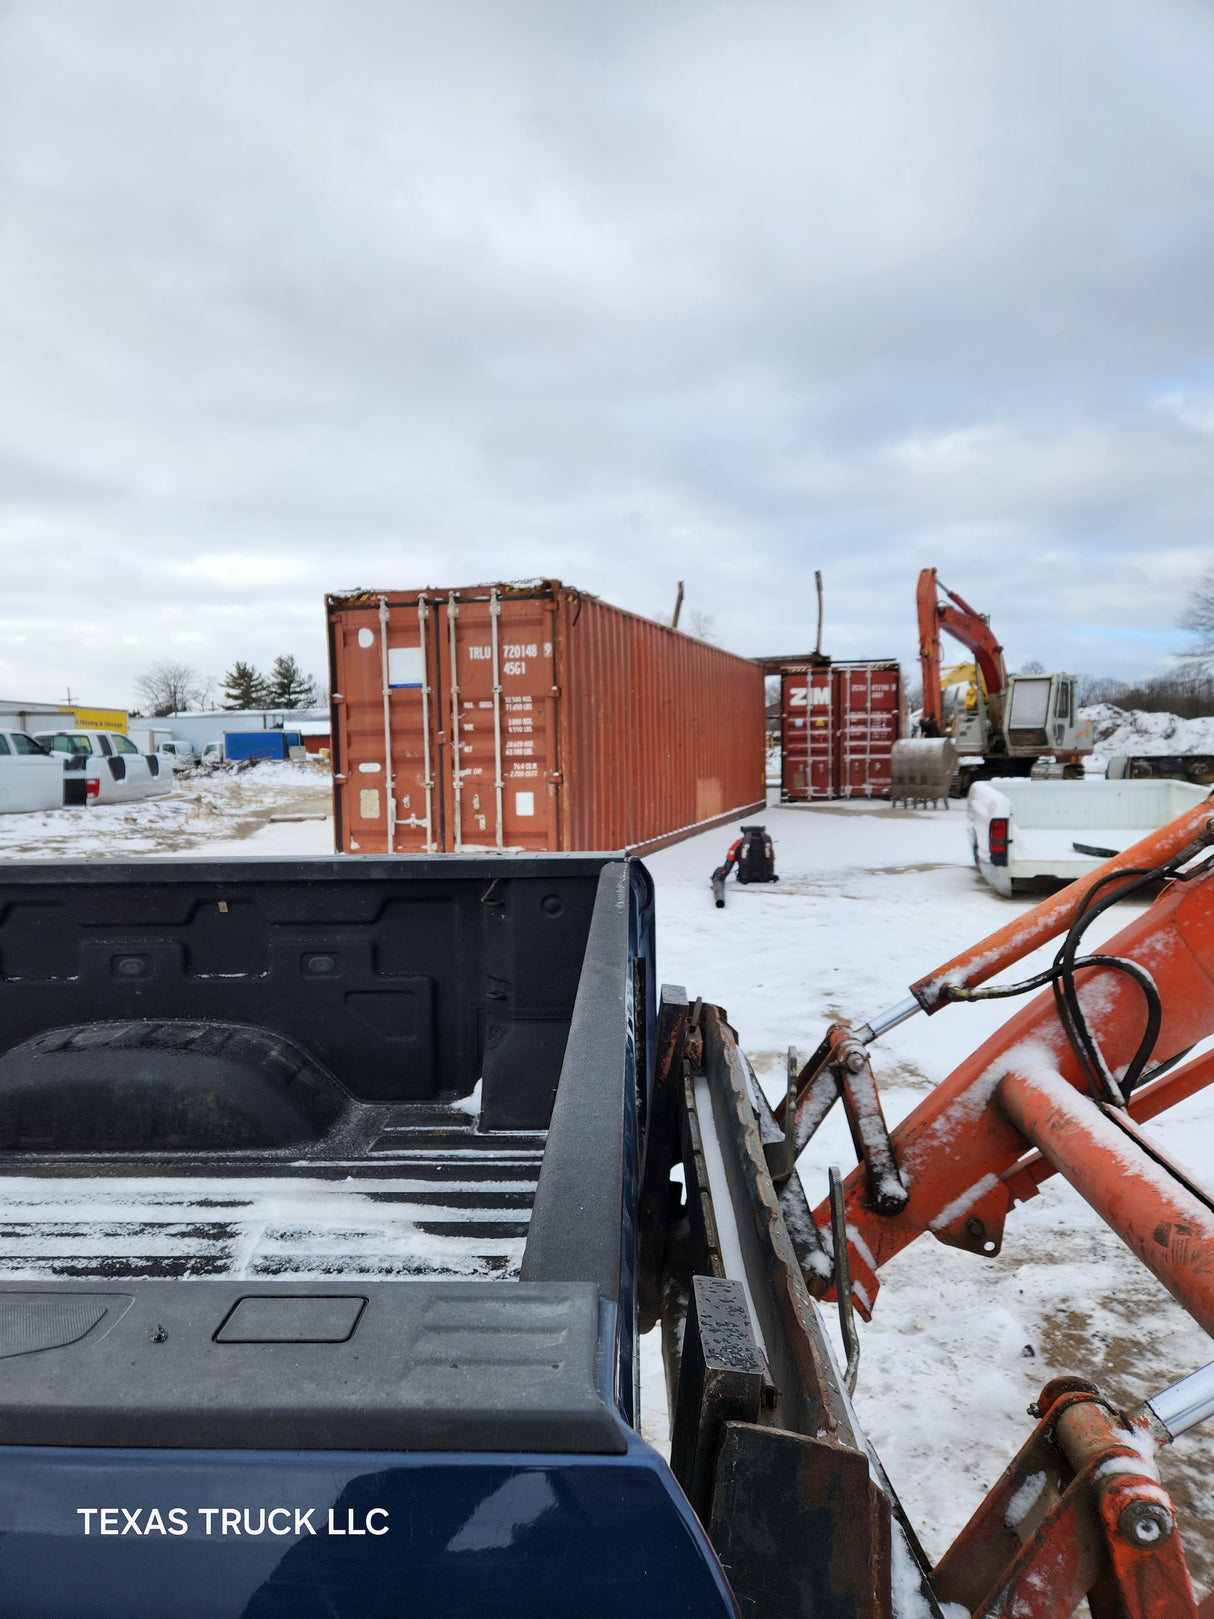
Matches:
[780,661,902,801]
[327,581,766,854]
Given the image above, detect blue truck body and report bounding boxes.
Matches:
[223,731,302,762]
[0,1441,731,1616]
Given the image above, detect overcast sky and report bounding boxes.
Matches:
[3,1,1214,707]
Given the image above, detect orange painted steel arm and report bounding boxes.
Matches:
[911,796,1214,1012]
[916,567,1008,733]
[997,1064,1214,1337]
[917,568,944,731]
[811,849,1214,1316]
[1002,1046,1214,1205]
[936,601,1007,702]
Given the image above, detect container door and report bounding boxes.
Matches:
[331,600,438,854]
[835,665,901,798]
[807,665,835,798]
[436,591,559,852]
[780,673,810,801]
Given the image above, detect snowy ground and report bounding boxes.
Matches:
[2,755,1211,1594]
[0,761,332,861]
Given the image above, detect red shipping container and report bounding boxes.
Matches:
[779,665,835,800]
[780,661,902,801]
[327,581,766,854]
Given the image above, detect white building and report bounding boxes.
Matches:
[152,707,329,754]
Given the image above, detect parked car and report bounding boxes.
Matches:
[34,730,172,805]
[0,730,67,813]
[156,739,196,772]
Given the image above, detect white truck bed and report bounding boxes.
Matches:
[967,777,1209,896]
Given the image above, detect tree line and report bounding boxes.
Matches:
[134,656,322,717]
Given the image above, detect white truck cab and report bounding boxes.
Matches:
[0,731,66,813]
[35,730,171,805]
[157,740,196,772]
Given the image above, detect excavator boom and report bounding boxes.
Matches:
[917,566,1009,727]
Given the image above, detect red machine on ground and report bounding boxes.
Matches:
[773,795,1214,1614]
[908,567,1092,793]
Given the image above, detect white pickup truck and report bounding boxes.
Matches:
[0,731,67,812]
[968,776,1209,896]
[34,730,172,806]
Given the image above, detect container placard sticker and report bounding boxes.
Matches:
[514,791,535,817]
[387,647,424,689]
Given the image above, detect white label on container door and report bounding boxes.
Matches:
[387,646,425,688]
[514,791,535,817]
[359,789,381,819]
[358,627,375,649]
[358,761,381,773]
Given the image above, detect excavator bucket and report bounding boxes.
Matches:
[889,736,957,808]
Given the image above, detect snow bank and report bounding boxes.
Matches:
[1082,703,1214,765]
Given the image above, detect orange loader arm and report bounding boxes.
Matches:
[805,797,1214,1319]
[777,797,1214,1616]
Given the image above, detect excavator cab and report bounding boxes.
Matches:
[1005,671,1087,755]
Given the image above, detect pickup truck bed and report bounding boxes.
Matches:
[967,776,1209,894]
[0,857,743,1615]
[0,855,924,1618]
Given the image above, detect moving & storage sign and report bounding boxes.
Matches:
[61,707,127,733]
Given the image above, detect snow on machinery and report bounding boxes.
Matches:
[767,791,1214,1614]
[893,567,1093,800]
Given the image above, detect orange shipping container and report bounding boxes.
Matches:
[326,581,767,854]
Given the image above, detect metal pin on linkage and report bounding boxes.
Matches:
[828,1165,860,1397]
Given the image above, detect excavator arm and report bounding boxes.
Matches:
[917,566,1010,731]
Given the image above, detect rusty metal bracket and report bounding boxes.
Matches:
[932,1379,1200,1617]
[771,1023,907,1219]
[669,1275,765,1523]
[828,1165,860,1396]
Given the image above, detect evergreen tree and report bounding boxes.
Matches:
[268,654,319,709]
[221,661,271,710]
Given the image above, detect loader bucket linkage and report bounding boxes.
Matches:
[734,792,1214,1614]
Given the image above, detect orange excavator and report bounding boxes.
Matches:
[907,567,1093,794]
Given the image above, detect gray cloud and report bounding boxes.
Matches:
[2,0,1213,705]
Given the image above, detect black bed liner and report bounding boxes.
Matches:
[0,856,645,1454]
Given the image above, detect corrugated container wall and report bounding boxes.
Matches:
[327,582,766,854]
[780,661,902,801]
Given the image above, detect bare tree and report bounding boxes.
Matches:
[133,660,208,717]
[687,608,717,642]
[1179,564,1214,667]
